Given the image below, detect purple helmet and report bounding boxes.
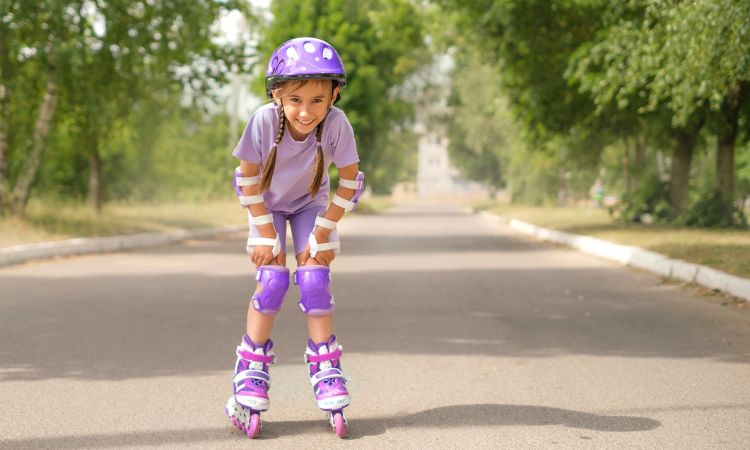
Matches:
[265,37,346,99]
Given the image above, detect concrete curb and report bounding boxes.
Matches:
[479,211,750,302]
[0,225,245,268]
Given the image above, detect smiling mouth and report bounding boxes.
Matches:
[297,119,314,126]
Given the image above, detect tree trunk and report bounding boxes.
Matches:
[669,127,700,215]
[557,165,567,206]
[623,138,631,194]
[88,141,102,212]
[11,79,58,216]
[632,135,646,191]
[715,82,745,221]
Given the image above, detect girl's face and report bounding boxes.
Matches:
[274,80,339,141]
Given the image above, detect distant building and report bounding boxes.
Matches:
[415,123,488,197]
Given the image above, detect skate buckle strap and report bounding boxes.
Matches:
[237,347,276,364]
[234,369,271,387]
[310,367,345,386]
[304,348,343,364]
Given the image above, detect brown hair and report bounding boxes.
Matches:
[260,80,335,196]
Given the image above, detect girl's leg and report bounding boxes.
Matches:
[247,252,286,342]
[289,206,339,343]
[246,212,289,341]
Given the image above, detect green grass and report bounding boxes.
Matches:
[0,196,392,248]
[479,203,750,279]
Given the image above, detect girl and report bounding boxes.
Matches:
[224,37,364,439]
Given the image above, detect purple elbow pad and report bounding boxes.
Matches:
[252,266,290,315]
[233,166,243,198]
[294,265,334,316]
[351,171,365,205]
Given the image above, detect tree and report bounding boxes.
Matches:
[0,0,250,215]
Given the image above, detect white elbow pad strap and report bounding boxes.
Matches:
[240,194,265,207]
[308,233,340,258]
[235,175,260,187]
[335,171,365,211]
[332,194,356,212]
[314,216,337,230]
[338,178,361,189]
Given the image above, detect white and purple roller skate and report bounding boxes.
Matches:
[305,335,351,438]
[225,335,275,439]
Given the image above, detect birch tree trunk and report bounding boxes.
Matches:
[11,78,58,216]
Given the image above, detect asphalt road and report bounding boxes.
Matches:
[1,203,749,449]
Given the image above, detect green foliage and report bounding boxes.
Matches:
[609,174,673,223]
[445,49,507,193]
[676,191,747,228]
[255,0,428,194]
[1,0,251,213]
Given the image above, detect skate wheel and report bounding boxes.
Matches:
[332,412,347,438]
[247,413,262,439]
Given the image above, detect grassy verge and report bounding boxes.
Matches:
[477,203,750,279]
[0,196,392,248]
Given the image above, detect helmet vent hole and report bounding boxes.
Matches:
[303,42,316,53]
[285,47,299,59]
[322,47,333,60]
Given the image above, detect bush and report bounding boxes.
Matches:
[676,191,748,228]
[608,176,673,223]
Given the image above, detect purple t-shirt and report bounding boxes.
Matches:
[232,103,360,214]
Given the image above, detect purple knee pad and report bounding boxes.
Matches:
[294,265,334,316]
[252,266,290,315]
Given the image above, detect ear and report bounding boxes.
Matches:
[271,88,282,106]
[331,86,340,106]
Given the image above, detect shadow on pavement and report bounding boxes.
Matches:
[0,403,660,448]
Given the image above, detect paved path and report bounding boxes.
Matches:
[1,203,749,449]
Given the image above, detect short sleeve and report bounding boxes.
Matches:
[232,109,265,164]
[327,109,360,168]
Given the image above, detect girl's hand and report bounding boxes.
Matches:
[252,244,277,267]
[299,241,335,266]
[308,249,335,266]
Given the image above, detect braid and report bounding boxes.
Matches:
[309,117,326,196]
[260,105,286,192]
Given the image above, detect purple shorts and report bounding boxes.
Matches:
[248,205,338,256]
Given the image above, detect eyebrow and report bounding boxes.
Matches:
[289,94,327,100]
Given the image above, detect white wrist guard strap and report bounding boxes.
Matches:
[308,233,340,258]
[240,194,264,207]
[250,213,275,226]
[247,235,281,257]
[315,216,337,230]
[332,194,356,212]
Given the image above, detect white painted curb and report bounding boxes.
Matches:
[0,225,244,268]
[479,211,750,302]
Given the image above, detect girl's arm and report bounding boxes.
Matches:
[303,162,360,266]
[240,160,279,266]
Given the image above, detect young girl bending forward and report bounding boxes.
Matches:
[225,37,364,439]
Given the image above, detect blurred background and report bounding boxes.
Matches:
[1,0,749,242]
